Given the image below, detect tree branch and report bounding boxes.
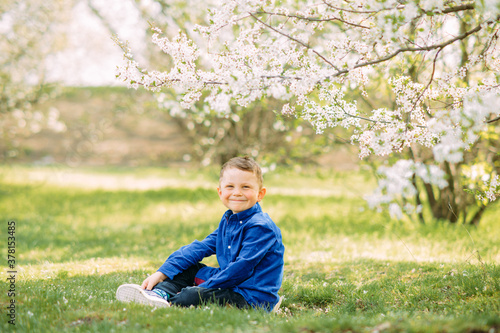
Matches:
[322,0,398,14]
[330,95,427,128]
[344,21,485,74]
[254,11,371,29]
[487,116,500,124]
[249,13,341,71]
[250,2,492,82]
[408,47,442,115]
[251,11,486,78]
[442,4,475,14]
[322,1,474,15]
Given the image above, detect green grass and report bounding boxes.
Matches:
[0,165,499,332]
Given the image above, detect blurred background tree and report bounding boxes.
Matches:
[124,0,346,166]
[0,0,70,161]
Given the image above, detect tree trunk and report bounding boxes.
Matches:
[468,205,486,226]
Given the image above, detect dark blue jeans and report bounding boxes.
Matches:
[153,263,249,309]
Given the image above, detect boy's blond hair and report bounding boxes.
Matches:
[220,156,263,189]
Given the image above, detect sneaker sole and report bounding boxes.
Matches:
[116,284,170,308]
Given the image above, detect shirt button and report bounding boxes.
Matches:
[240,221,243,224]
[228,246,231,249]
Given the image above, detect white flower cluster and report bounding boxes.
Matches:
[301,86,361,133]
[365,160,448,219]
[484,175,500,201]
[430,91,500,164]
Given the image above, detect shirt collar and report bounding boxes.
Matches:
[224,202,262,222]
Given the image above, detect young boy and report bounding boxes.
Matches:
[116,156,285,311]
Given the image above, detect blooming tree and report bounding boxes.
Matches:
[123,0,331,165]
[0,0,69,161]
[116,0,500,224]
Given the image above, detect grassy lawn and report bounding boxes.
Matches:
[0,165,499,332]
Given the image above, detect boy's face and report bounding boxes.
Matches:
[217,167,266,214]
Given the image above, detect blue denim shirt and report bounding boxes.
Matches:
[157,202,285,310]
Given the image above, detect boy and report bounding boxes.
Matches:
[116,156,285,311]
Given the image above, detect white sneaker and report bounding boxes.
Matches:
[116,284,171,308]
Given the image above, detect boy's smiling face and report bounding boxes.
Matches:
[217,167,266,214]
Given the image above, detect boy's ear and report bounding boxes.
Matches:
[258,187,267,201]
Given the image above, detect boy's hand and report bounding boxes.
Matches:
[141,271,167,290]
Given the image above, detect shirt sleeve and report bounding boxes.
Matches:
[198,224,277,289]
[157,228,218,279]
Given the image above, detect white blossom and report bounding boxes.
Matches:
[365,159,449,220]
[483,175,500,202]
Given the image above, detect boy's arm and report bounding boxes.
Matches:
[156,228,218,280]
[198,224,278,290]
